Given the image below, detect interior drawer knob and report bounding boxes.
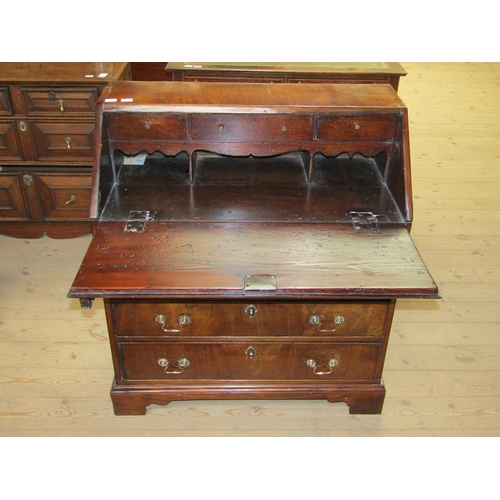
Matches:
[308,314,345,332]
[155,313,192,333]
[65,195,77,205]
[65,137,72,150]
[305,358,339,375]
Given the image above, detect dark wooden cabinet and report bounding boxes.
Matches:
[0,62,130,238]
[166,62,406,91]
[69,81,438,415]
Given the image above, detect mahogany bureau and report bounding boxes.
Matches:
[0,62,130,239]
[69,81,438,415]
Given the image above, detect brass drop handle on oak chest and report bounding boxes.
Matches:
[65,195,77,205]
[305,358,339,375]
[308,314,345,332]
[155,313,192,333]
[157,356,191,374]
[65,137,72,150]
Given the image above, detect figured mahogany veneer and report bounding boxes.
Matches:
[69,81,438,415]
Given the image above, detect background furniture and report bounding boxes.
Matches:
[0,62,130,238]
[165,62,406,91]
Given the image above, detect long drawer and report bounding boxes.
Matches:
[118,341,382,381]
[111,300,390,338]
[22,87,99,115]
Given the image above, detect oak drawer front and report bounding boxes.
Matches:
[0,174,29,219]
[0,121,23,160]
[37,173,92,219]
[30,121,94,161]
[111,301,388,338]
[118,342,381,381]
[190,114,313,142]
[315,115,397,141]
[105,114,188,141]
[22,87,98,115]
[0,88,13,115]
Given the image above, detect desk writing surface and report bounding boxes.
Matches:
[69,221,438,300]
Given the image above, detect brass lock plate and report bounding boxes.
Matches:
[243,274,277,291]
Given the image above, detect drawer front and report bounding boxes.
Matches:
[23,87,98,115]
[190,114,314,142]
[30,121,94,161]
[0,121,23,160]
[111,301,388,338]
[0,174,29,219]
[315,115,398,141]
[105,113,188,141]
[118,341,381,381]
[36,173,92,220]
[0,87,13,115]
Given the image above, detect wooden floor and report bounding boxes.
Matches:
[1,63,499,437]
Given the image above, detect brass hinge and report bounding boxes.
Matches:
[125,210,157,232]
[349,211,385,233]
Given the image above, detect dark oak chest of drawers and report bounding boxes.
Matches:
[0,62,130,238]
[69,81,438,415]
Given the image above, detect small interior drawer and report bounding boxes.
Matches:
[106,113,188,141]
[111,300,389,338]
[315,115,398,141]
[190,114,313,142]
[22,87,98,115]
[118,341,382,381]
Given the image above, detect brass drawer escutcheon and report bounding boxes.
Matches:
[245,305,258,317]
[245,346,257,358]
[23,174,34,186]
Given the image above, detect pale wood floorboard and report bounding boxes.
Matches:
[1,63,499,436]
